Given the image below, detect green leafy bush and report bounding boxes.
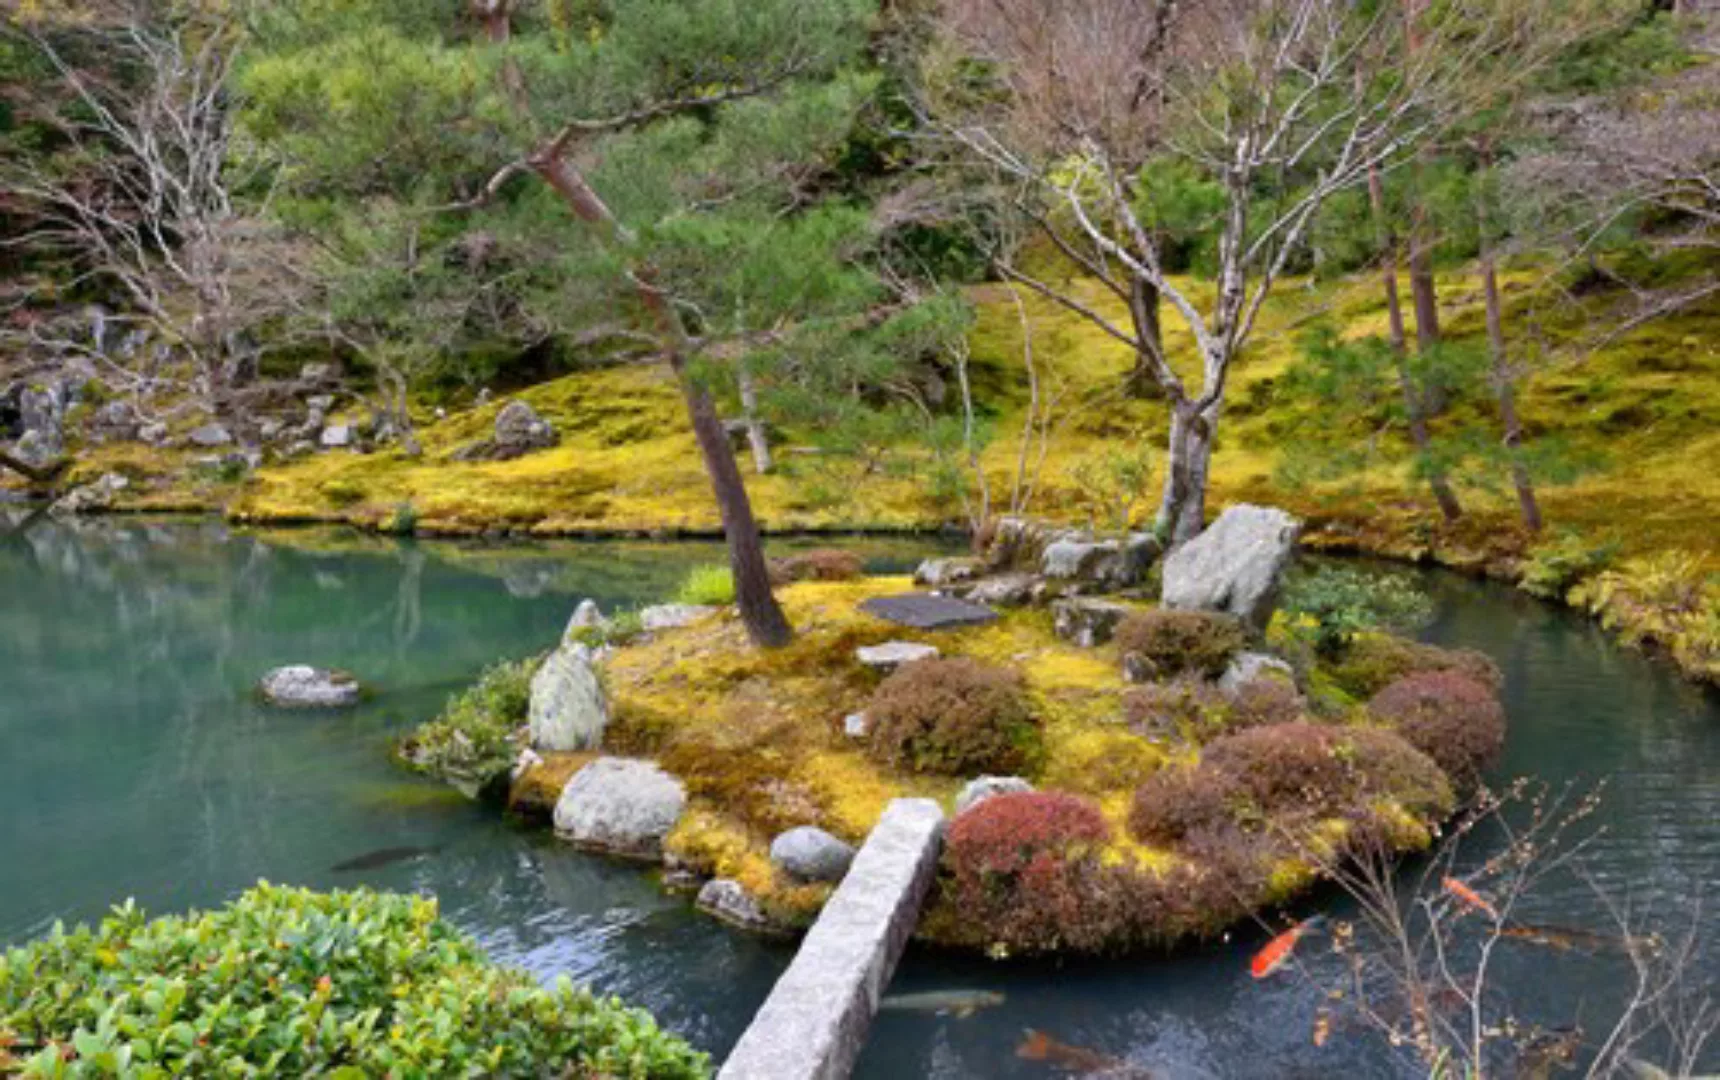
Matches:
[0,883,707,1078]
[1322,633,1503,699]
[1115,609,1246,680]
[1571,552,1720,683]
[867,658,1040,775]
[674,564,735,606]
[568,610,646,650]
[1281,565,1434,657]
[1519,531,1616,600]
[398,657,536,793]
[1368,672,1506,792]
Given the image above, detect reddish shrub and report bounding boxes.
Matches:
[867,658,1039,775]
[768,548,865,585]
[1225,677,1305,731]
[1128,764,1243,845]
[942,792,1123,953]
[1201,722,1353,818]
[1115,609,1247,681]
[1367,672,1506,791]
[1121,675,1227,741]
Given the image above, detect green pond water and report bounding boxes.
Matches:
[2,515,1715,1077]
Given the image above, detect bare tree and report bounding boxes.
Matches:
[920,0,1608,546]
[0,13,294,417]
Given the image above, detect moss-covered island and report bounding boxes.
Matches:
[402,524,1507,957]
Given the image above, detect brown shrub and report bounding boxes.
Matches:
[1340,726,1457,823]
[1326,635,1503,699]
[767,548,865,585]
[1128,764,1243,846]
[1115,609,1247,681]
[1368,672,1506,792]
[1121,675,1227,741]
[867,658,1040,775]
[1201,722,1353,819]
[1225,677,1305,731]
[942,792,1124,953]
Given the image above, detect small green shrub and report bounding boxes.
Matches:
[867,658,1040,775]
[399,657,537,791]
[318,479,366,507]
[1323,633,1503,699]
[675,564,735,606]
[0,883,707,1078]
[387,500,419,536]
[768,548,865,584]
[1281,565,1434,657]
[569,609,646,650]
[1368,672,1506,792]
[1519,531,1616,600]
[1115,609,1246,680]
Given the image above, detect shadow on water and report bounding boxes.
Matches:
[1,518,1715,1075]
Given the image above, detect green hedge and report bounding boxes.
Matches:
[0,883,708,1078]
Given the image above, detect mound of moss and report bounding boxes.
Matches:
[0,883,707,1078]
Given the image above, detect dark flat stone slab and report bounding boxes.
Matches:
[858,592,999,630]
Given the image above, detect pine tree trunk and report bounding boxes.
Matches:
[533,148,792,647]
[1476,147,1542,534]
[1368,162,1462,523]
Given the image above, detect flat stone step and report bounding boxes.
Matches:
[858,593,998,630]
[717,798,946,1080]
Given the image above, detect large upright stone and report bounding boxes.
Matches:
[529,642,609,751]
[858,593,998,631]
[1161,505,1301,633]
[718,799,946,1080]
[553,757,686,859]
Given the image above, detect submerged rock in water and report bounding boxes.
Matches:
[770,826,855,883]
[258,665,362,708]
[553,757,686,859]
[1161,505,1300,633]
[529,642,608,752]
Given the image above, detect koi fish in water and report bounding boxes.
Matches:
[1016,1029,1159,1078]
[1442,876,1501,921]
[1250,915,1328,979]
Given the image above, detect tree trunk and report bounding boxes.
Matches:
[1156,396,1216,547]
[1125,278,1164,399]
[532,147,792,646]
[1368,163,1462,523]
[736,364,773,475]
[1477,146,1541,533]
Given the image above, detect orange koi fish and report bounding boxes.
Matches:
[1442,876,1500,921]
[1017,1029,1159,1077]
[1249,915,1327,979]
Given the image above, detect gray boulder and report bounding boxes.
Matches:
[12,428,64,468]
[1052,597,1133,647]
[258,665,362,709]
[529,642,608,752]
[963,572,1040,606]
[696,878,776,932]
[955,775,1034,815]
[914,557,981,588]
[1041,537,1112,580]
[320,423,355,449]
[138,422,168,446]
[50,472,129,516]
[1219,651,1297,695]
[553,758,686,859]
[855,641,939,672]
[640,603,716,632]
[187,422,233,448]
[770,826,856,883]
[88,401,139,442]
[1161,505,1301,632]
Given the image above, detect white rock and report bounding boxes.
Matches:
[320,423,355,449]
[258,665,361,708]
[843,712,870,739]
[954,776,1033,816]
[640,603,717,632]
[564,598,605,641]
[856,641,939,672]
[1219,651,1296,695]
[529,642,608,752]
[553,758,687,859]
[769,826,856,883]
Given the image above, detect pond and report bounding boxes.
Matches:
[2,516,1715,1077]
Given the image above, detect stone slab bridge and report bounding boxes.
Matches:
[718,798,946,1080]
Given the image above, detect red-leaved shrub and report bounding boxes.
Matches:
[1115,609,1247,681]
[1367,671,1506,791]
[768,548,865,585]
[1341,726,1456,823]
[867,658,1039,775]
[1128,764,1243,845]
[1224,677,1305,731]
[1200,722,1352,818]
[942,792,1123,953]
